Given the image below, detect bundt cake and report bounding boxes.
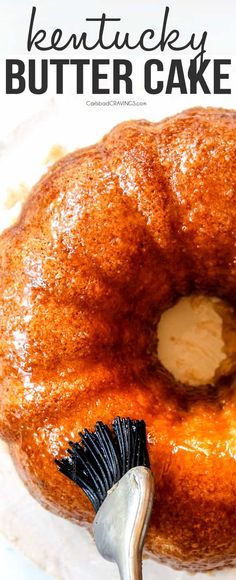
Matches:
[0,107,236,572]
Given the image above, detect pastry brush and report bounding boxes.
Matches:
[56,417,155,580]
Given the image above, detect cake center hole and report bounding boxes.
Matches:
[157,295,236,387]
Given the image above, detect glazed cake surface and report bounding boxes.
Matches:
[0,108,236,571]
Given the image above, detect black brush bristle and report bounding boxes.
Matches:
[55,417,150,512]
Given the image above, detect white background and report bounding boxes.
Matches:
[0,1,236,579]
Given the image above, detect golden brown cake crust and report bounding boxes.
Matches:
[0,107,236,571]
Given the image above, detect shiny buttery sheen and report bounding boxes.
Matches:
[0,108,236,572]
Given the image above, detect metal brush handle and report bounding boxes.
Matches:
[93,466,155,580]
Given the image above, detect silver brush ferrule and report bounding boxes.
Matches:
[93,466,155,580]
